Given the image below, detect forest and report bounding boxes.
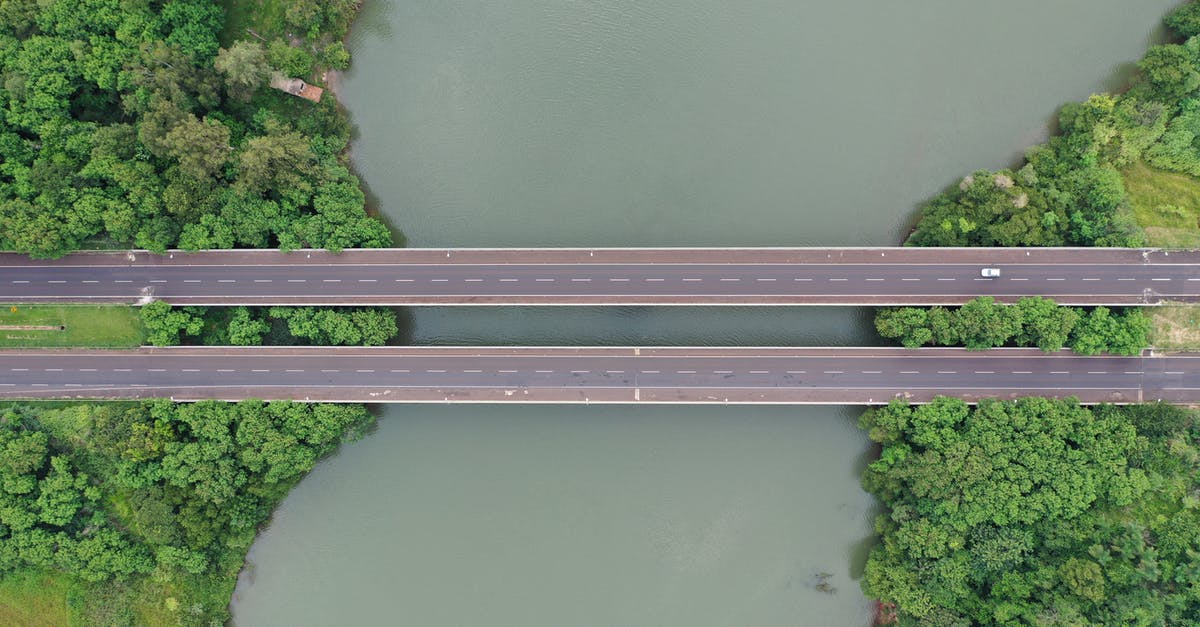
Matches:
[140,302,401,347]
[874,296,1149,354]
[861,398,1200,625]
[0,400,374,624]
[0,0,390,258]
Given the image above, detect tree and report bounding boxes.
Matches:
[227,307,269,346]
[214,40,270,101]
[1014,296,1079,351]
[140,301,205,346]
[1165,2,1200,38]
[1137,43,1200,103]
[875,307,933,348]
[235,124,317,195]
[162,115,231,179]
[952,297,1022,350]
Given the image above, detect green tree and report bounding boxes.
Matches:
[162,115,231,179]
[140,301,205,346]
[214,40,270,101]
[227,307,269,346]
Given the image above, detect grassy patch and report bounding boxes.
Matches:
[1149,305,1200,351]
[1123,161,1200,248]
[0,305,145,348]
[0,570,73,627]
[219,0,290,47]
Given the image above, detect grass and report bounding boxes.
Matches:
[1148,305,1200,351]
[0,305,145,348]
[0,571,72,627]
[219,0,290,47]
[1122,161,1200,248]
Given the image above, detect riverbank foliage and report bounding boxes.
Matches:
[861,397,1200,625]
[907,0,1200,248]
[0,0,389,258]
[0,400,374,625]
[874,296,1150,354]
[140,302,399,347]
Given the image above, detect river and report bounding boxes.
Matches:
[230,2,1182,625]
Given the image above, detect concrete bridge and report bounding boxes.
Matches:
[2,247,1198,306]
[0,347,1192,405]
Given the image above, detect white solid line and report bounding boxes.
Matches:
[181,369,200,373]
[464,369,482,373]
[396,279,414,282]
[677,370,696,374]
[1166,371,1186,375]
[217,369,234,372]
[785,370,805,374]
[12,280,29,284]
[714,370,733,374]
[286,369,304,373]
[44,368,62,372]
[82,280,98,283]
[642,370,660,374]
[321,369,339,373]
[535,370,553,373]
[114,280,133,283]
[1124,371,1143,375]
[900,371,919,374]
[609,278,629,282]
[252,369,269,373]
[861,370,881,374]
[1082,278,1100,281]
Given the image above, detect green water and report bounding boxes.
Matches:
[231,2,1182,625]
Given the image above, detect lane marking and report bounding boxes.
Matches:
[936,278,955,282]
[645,278,665,282]
[823,370,844,374]
[974,371,994,374]
[829,278,848,282]
[901,278,920,282]
[900,370,919,374]
[535,278,555,282]
[572,278,592,282]
[358,279,377,283]
[218,279,236,283]
[255,279,273,283]
[323,279,341,283]
[356,369,376,373]
[288,279,306,283]
[720,278,740,282]
[464,278,483,282]
[609,278,629,282]
[1118,278,1136,281]
[1152,278,1172,281]
[1046,278,1065,281]
[184,279,201,283]
[391,369,410,373]
[756,278,777,282]
[937,370,957,374]
[865,278,884,282]
[431,279,449,282]
[682,278,703,282]
[1050,371,1069,375]
[499,278,519,282]
[1009,277,1028,281]
[1013,371,1033,374]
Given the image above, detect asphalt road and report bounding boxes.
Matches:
[2,247,1199,306]
[0,347,1192,404]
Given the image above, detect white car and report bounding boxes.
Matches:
[980,267,1001,278]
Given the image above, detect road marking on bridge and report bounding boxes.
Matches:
[937,370,956,374]
[861,370,881,374]
[499,278,518,282]
[255,279,272,283]
[901,278,920,281]
[252,369,270,373]
[535,278,555,282]
[464,278,483,282]
[794,278,813,281]
[1010,277,1028,281]
[218,279,236,283]
[1013,371,1033,374]
[829,278,848,281]
[720,278,740,282]
[1082,278,1100,281]
[677,370,696,374]
[1046,278,1065,281]
[391,369,410,373]
[937,278,955,282]
[1051,371,1069,374]
[1118,278,1136,281]
[572,278,592,282]
[866,278,884,281]
[184,279,201,283]
[358,279,377,283]
[323,279,341,283]
[756,278,776,282]
[641,370,660,374]
[900,370,919,374]
[974,371,994,374]
[683,278,703,282]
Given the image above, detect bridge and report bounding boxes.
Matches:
[0,347,1193,405]
[3,247,1199,306]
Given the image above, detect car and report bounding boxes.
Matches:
[980,267,1001,278]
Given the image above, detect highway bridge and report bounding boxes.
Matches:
[2,247,1199,306]
[0,347,1193,405]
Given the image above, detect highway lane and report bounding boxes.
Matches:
[0,347,1190,404]
[1,247,1199,305]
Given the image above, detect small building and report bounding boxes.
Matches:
[269,72,324,103]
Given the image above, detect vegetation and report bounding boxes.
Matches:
[1148,304,1200,350]
[906,1,1200,249]
[140,303,399,347]
[0,305,145,348]
[861,398,1200,625]
[874,297,1150,355]
[0,400,373,625]
[0,0,390,259]
[1123,160,1200,248]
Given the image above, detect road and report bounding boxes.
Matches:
[0,346,1192,404]
[1,247,1198,306]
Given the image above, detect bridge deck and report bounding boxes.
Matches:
[1,346,1192,405]
[1,247,1198,306]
